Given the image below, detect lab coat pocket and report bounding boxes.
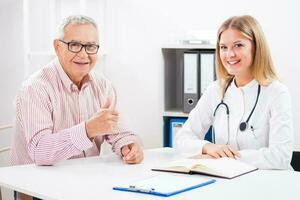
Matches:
[243,123,269,149]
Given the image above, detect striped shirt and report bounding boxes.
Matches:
[11,58,139,166]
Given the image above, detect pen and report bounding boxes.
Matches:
[128,185,155,193]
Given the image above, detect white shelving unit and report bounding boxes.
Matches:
[162,44,216,147]
[163,110,189,118]
[162,44,215,114]
[162,44,215,50]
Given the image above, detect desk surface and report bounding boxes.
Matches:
[0,148,299,200]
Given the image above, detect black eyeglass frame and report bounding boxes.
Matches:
[59,39,99,55]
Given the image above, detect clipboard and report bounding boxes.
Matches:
[113,174,215,197]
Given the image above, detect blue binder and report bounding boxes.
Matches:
[169,118,213,147]
[113,174,215,197]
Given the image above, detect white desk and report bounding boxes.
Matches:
[0,148,299,200]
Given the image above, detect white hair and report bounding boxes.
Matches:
[57,15,98,39]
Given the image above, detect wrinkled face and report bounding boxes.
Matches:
[54,23,99,84]
[219,28,254,78]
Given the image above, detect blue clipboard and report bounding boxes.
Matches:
[113,174,215,197]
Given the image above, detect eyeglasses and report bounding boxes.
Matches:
[59,40,99,55]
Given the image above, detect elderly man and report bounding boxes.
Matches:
[11,15,143,200]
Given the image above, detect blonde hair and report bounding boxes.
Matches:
[215,15,277,97]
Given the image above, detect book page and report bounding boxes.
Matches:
[167,159,220,176]
[153,158,257,178]
[168,159,205,169]
[152,159,199,173]
[194,157,257,178]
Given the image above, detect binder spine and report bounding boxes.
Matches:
[183,52,199,113]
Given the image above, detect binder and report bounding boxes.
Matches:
[113,174,215,197]
[200,52,215,95]
[169,118,212,146]
[169,118,187,147]
[183,52,199,113]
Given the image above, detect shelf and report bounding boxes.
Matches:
[162,44,215,50]
[163,110,189,117]
[163,45,216,147]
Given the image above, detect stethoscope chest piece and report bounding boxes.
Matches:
[239,122,248,131]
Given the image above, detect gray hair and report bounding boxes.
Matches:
[57,15,98,39]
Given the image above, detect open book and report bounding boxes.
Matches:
[152,157,258,179]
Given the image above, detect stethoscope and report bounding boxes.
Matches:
[211,78,261,144]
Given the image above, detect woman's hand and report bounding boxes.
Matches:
[202,143,240,159]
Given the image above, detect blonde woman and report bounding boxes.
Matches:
[175,15,293,169]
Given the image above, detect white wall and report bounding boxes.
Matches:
[103,0,300,150]
[0,0,23,151]
[0,1,23,199]
[0,0,23,125]
[0,0,299,152]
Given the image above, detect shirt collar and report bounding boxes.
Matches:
[54,58,92,93]
[231,78,258,91]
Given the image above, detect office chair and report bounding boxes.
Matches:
[291,151,300,172]
[0,124,13,200]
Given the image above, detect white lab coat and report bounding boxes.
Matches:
[174,79,294,169]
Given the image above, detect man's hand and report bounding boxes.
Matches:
[121,143,144,164]
[202,143,240,159]
[85,99,118,138]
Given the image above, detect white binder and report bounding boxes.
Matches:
[200,53,215,95]
[183,52,199,113]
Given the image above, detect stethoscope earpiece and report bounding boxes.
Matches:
[239,122,248,131]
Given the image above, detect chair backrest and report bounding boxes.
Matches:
[0,124,13,200]
[0,124,12,167]
[291,151,300,172]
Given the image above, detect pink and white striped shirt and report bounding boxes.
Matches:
[11,59,139,166]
